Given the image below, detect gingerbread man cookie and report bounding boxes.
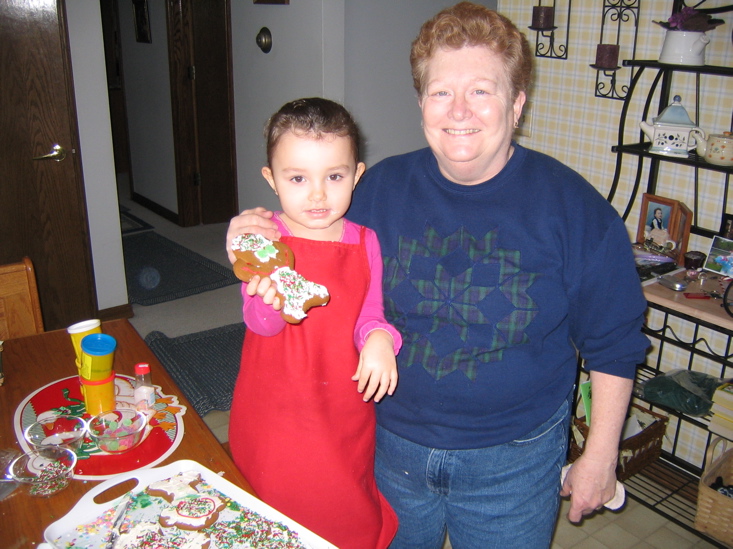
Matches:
[231,233,330,324]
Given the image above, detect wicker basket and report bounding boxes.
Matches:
[694,437,733,547]
[568,404,668,481]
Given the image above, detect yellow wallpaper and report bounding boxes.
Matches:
[500,1,732,255]
[498,1,733,469]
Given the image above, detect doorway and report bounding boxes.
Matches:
[99,0,238,226]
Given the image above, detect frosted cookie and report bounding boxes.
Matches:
[146,471,202,503]
[117,521,211,549]
[159,494,226,531]
[231,234,294,282]
[270,267,330,323]
[232,233,330,324]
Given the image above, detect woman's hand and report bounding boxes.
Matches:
[561,455,618,522]
[352,330,398,402]
[245,274,282,311]
[226,207,280,264]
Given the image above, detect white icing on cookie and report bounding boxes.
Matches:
[117,521,210,549]
[232,234,280,263]
[147,471,201,502]
[160,494,225,530]
[270,267,329,320]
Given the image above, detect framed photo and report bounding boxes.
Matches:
[704,235,733,276]
[669,200,692,265]
[637,194,678,246]
[636,194,692,265]
[132,0,152,43]
[720,214,733,239]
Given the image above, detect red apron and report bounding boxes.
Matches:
[229,229,397,549]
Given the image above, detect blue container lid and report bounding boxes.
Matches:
[81,333,117,356]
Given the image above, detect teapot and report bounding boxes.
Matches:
[691,129,733,167]
[640,95,702,158]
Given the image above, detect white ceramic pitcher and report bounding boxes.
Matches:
[659,30,710,65]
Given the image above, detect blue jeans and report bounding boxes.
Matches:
[375,396,571,549]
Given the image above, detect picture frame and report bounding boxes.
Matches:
[704,235,733,276]
[669,200,692,265]
[132,0,152,44]
[636,194,692,266]
[720,214,733,239]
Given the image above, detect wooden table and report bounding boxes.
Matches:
[643,271,733,331]
[0,319,253,548]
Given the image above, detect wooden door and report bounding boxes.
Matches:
[167,0,238,226]
[0,0,97,330]
[191,0,238,224]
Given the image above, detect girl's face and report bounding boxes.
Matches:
[262,131,365,241]
[419,45,525,186]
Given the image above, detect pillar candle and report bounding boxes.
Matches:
[595,44,620,69]
[532,6,554,29]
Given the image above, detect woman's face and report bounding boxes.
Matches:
[419,46,525,186]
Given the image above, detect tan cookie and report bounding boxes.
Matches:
[231,234,294,282]
[270,267,330,324]
[232,234,329,323]
[159,494,225,531]
[118,521,211,548]
[146,471,202,503]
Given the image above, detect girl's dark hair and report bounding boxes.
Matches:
[264,98,361,166]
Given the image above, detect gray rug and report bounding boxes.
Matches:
[145,323,245,417]
[123,231,239,306]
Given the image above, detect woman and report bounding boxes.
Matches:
[226,3,649,547]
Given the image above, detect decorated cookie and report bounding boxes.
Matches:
[146,471,202,503]
[159,494,226,531]
[270,267,330,323]
[231,234,294,282]
[117,521,211,549]
[232,234,330,324]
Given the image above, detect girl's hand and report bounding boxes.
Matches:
[246,274,282,311]
[352,330,398,402]
[226,207,280,264]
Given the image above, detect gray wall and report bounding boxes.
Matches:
[117,0,178,212]
[66,0,497,312]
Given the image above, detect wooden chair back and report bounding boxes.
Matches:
[0,257,44,340]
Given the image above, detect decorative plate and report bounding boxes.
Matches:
[14,375,186,480]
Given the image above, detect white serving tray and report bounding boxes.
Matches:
[44,459,337,549]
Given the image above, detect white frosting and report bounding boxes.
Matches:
[270,267,329,320]
[231,234,279,263]
[160,494,224,529]
[117,521,210,549]
[147,471,201,501]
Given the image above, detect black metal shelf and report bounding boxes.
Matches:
[638,301,733,476]
[622,59,733,77]
[612,142,733,176]
[623,459,728,548]
[606,59,732,231]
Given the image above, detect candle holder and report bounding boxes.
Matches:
[529,0,571,60]
[592,0,640,100]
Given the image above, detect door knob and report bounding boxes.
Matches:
[256,27,272,53]
[33,144,66,162]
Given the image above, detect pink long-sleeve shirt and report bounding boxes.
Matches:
[241,214,402,354]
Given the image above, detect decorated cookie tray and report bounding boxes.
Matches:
[44,459,336,548]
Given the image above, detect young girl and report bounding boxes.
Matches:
[228,98,400,548]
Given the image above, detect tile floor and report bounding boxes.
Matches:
[121,199,722,549]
